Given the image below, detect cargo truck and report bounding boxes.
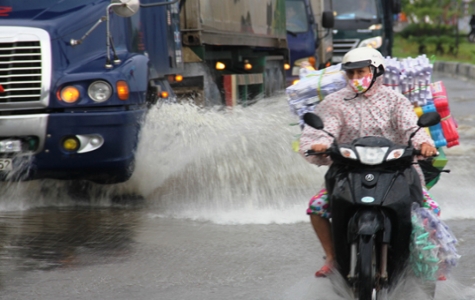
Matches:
[331,0,401,63]
[169,0,289,106]
[285,0,334,85]
[0,0,290,184]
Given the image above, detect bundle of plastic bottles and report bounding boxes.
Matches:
[410,203,460,281]
[384,55,459,148]
[384,55,433,106]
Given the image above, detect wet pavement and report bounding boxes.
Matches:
[0,74,474,299]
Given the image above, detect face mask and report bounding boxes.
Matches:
[348,73,373,93]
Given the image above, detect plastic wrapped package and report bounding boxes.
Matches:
[286,64,347,125]
[383,54,433,106]
[430,81,460,148]
[410,203,460,281]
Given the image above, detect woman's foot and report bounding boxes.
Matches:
[315,263,333,277]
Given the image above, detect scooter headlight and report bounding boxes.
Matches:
[339,147,358,160]
[386,149,405,161]
[355,146,389,165]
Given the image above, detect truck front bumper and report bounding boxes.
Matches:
[0,109,146,183]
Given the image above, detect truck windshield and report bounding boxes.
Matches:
[334,0,377,20]
[286,0,308,33]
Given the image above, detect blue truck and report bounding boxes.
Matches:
[331,0,401,63]
[0,0,183,183]
[0,0,292,184]
[285,0,334,85]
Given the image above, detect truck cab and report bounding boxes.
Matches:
[0,0,178,184]
[285,0,333,85]
[331,0,400,63]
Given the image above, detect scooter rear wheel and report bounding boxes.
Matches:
[357,235,376,300]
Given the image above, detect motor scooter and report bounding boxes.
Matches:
[303,111,441,299]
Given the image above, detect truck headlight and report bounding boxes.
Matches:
[368,24,382,30]
[358,36,382,49]
[88,81,112,102]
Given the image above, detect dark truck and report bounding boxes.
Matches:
[331,0,401,63]
[285,0,334,85]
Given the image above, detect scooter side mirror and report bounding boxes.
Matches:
[303,113,324,130]
[417,112,441,128]
[408,112,441,146]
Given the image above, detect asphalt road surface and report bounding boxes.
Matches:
[0,74,474,300]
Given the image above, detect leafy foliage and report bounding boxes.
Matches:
[400,0,464,55]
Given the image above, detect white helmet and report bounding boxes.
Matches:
[341,47,385,76]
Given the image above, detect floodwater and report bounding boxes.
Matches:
[0,74,474,299]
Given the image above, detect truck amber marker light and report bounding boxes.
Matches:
[116,81,129,100]
[60,86,80,103]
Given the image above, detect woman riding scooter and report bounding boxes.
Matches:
[298,47,439,278]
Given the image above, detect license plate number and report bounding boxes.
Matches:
[0,159,12,171]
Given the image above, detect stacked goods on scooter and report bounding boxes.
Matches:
[285,64,346,127]
[385,56,460,149]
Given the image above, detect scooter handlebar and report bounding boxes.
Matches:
[305,149,331,157]
[413,149,439,157]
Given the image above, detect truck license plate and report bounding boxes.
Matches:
[0,159,12,171]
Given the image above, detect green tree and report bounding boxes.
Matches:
[400,0,463,55]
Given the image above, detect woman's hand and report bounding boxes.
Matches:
[311,144,328,153]
[420,142,438,157]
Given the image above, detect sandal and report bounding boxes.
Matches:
[315,264,332,278]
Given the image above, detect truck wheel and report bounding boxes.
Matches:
[357,235,376,300]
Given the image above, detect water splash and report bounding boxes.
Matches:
[0,92,472,224]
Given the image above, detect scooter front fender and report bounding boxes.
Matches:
[356,210,383,235]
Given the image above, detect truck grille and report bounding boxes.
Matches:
[333,39,360,57]
[0,41,42,102]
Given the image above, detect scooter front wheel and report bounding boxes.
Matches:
[357,235,376,300]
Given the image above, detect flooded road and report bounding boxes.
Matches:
[0,74,474,299]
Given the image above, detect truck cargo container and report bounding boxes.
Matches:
[170,0,289,106]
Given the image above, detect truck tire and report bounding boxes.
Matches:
[357,235,376,300]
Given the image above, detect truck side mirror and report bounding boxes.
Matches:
[111,0,140,17]
[321,11,334,29]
